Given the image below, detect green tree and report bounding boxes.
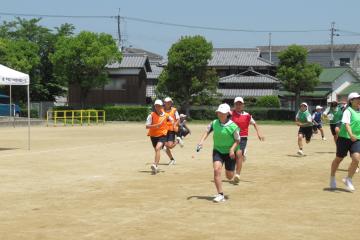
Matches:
[0,37,40,101]
[157,35,219,116]
[0,18,74,102]
[276,45,322,110]
[50,31,122,105]
[256,95,281,108]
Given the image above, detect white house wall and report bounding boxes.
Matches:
[327,71,356,102]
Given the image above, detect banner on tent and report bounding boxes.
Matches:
[0,76,29,85]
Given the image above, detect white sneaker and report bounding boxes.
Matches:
[322,137,327,141]
[234,174,240,184]
[342,177,355,191]
[151,164,158,174]
[176,137,184,148]
[297,149,304,156]
[330,177,336,189]
[168,159,176,165]
[213,194,225,203]
[356,167,359,173]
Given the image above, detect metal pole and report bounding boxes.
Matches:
[27,85,30,150]
[117,8,122,50]
[269,32,272,62]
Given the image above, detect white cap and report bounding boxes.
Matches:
[215,103,231,114]
[154,99,163,106]
[348,92,360,101]
[164,97,173,102]
[316,105,322,110]
[300,102,308,107]
[234,97,244,103]
[179,114,187,118]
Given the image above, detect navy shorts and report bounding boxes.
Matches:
[330,123,341,136]
[236,137,248,153]
[336,137,360,158]
[313,123,323,130]
[166,131,176,142]
[213,149,236,171]
[150,136,167,148]
[298,126,313,141]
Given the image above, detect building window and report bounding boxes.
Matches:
[104,79,126,90]
[339,58,350,66]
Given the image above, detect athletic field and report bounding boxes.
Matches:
[0,123,358,240]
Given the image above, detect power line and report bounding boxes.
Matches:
[0,11,329,33]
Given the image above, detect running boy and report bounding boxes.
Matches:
[325,101,343,142]
[197,103,240,202]
[177,114,191,140]
[146,99,174,174]
[231,97,264,183]
[330,92,360,191]
[312,105,326,140]
[163,97,180,165]
[295,102,313,156]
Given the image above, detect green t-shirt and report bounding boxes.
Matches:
[296,110,313,127]
[328,107,343,124]
[339,107,360,139]
[212,119,239,154]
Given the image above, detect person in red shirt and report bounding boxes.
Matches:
[231,97,264,183]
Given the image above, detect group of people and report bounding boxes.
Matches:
[294,92,360,192]
[145,97,190,173]
[146,96,264,202]
[146,92,360,203]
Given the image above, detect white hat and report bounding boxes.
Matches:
[234,97,244,103]
[179,114,187,118]
[164,97,173,102]
[215,103,231,114]
[154,99,163,106]
[300,102,308,107]
[316,105,322,110]
[348,92,360,101]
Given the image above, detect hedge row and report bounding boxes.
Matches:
[51,105,295,121]
[20,109,39,118]
[190,108,295,121]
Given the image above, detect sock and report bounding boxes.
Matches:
[219,192,224,195]
[300,148,303,150]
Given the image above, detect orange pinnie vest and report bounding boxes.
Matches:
[165,107,178,132]
[147,112,169,137]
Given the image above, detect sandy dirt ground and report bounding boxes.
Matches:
[0,122,358,240]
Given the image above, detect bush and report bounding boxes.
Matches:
[20,109,39,118]
[256,96,281,108]
[103,105,150,121]
[189,107,295,121]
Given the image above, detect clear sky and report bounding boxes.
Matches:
[1,0,360,57]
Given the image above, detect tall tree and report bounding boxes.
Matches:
[0,18,74,102]
[50,31,122,106]
[276,45,322,110]
[157,35,219,116]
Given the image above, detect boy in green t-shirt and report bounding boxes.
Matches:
[197,103,240,202]
[295,102,313,156]
[330,93,360,191]
[325,100,344,143]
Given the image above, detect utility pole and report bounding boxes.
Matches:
[330,22,339,67]
[269,32,272,62]
[117,8,122,51]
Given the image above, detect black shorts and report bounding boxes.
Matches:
[177,127,189,138]
[236,137,248,153]
[330,123,341,136]
[313,123,323,130]
[213,150,236,171]
[150,136,167,148]
[166,131,176,142]
[336,137,360,158]
[298,126,313,141]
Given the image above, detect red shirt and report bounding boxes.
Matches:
[231,111,255,137]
